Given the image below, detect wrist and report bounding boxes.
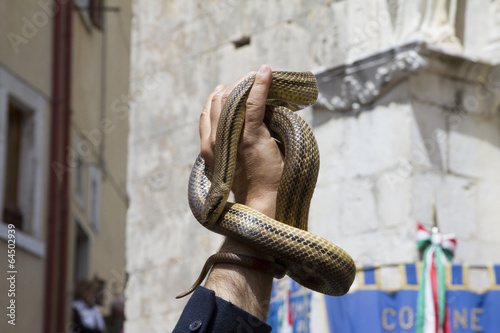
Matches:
[204,238,274,320]
[234,189,278,219]
[204,191,278,320]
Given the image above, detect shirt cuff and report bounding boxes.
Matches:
[172,286,272,333]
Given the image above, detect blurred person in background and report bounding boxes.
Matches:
[105,297,125,333]
[72,279,107,333]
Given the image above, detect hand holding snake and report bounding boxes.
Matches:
[179,65,356,301]
[200,69,284,219]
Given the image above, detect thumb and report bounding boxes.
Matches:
[244,64,272,133]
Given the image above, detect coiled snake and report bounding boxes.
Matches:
[178,71,356,298]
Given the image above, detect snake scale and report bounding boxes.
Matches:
[179,71,356,298]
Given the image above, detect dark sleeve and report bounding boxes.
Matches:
[172,286,272,333]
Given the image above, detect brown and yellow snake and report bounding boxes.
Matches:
[178,71,356,299]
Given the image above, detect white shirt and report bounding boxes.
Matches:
[72,299,106,331]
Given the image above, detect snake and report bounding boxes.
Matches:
[178,71,356,299]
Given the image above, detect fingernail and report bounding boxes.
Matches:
[258,64,269,76]
[214,84,224,91]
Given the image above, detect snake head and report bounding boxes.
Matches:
[201,185,229,227]
[201,199,223,227]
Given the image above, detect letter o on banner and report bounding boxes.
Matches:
[399,306,414,330]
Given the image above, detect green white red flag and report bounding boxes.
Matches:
[416,224,456,333]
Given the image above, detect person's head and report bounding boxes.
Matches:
[75,280,100,305]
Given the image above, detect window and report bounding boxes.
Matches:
[89,163,101,230]
[74,0,105,31]
[3,103,25,229]
[74,0,92,29]
[2,99,37,233]
[73,219,90,288]
[0,66,48,257]
[89,0,104,30]
[73,135,86,209]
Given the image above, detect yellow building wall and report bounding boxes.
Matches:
[68,0,131,319]
[0,0,53,97]
[0,1,52,333]
[0,0,131,331]
[0,244,46,333]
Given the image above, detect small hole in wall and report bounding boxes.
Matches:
[232,36,251,49]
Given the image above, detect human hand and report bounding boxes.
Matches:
[199,64,283,218]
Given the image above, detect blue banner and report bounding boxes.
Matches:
[268,264,500,333]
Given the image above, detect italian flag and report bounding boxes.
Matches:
[416,224,456,333]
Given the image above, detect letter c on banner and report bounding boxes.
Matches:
[382,308,396,330]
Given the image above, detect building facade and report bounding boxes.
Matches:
[0,1,131,332]
[126,0,500,331]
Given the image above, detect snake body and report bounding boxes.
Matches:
[184,71,356,297]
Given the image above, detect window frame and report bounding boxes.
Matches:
[73,133,86,210]
[88,162,101,231]
[74,0,105,31]
[0,66,48,257]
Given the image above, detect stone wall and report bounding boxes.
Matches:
[126,0,500,331]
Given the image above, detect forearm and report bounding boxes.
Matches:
[204,192,277,321]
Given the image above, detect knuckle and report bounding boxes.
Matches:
[221,92,231,104]
[211,92,222,104]
[200,108,209,119]
[246,96,260,108]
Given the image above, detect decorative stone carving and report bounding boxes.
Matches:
[416,0,462,52]
[483,0,500,59]
[316,41,500,116]
[315,43,427,113]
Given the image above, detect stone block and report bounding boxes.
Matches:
[345,0,395,61]
[410,102,448,169]
[411,172,476,241]
[338,177,379,236]
[476,241,500,263]
[308,179,341,241]
[339,229,416,264]
[476,181,500,243]
[410,72,459,109]
[376,170,412,229]
[452,238,480,265]
[317,103,413,179]
[437,175,476,240]
[448,114,500,180]
[300,1,349,68]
